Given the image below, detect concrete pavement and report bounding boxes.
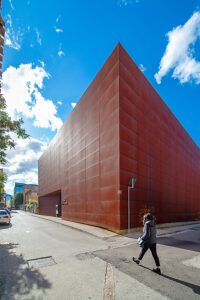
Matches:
[29,211,200,240]
[30,212,117,239]
[0,211,199,300]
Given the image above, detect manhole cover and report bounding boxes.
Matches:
[27,256,56,268]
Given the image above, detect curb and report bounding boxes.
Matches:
[25,211,200,239]
[28,212,117,239]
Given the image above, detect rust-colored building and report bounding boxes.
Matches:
[38,44,200,232]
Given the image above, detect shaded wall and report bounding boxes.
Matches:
[39,46,121,230]
[119,45,200,229]
[39,193,61,217]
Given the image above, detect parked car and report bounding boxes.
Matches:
[0,210,11,225]
[3,208,11,216]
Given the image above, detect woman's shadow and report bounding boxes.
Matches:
[139,264,200,296]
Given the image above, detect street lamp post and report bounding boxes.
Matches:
[128,178,137,233]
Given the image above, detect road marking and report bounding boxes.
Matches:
[103,263,115,300]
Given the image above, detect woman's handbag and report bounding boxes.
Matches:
[137,237,144,247]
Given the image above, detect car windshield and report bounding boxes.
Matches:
[0,211,8,215]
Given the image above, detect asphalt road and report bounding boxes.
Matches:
[0,211,199,300]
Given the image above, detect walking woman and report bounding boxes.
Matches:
[132,213,161,274]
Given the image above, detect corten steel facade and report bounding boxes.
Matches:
[39,44,200,232]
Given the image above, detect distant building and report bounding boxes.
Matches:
[14,182,25,194]
[5,194,12,208]
[14,183,39,212]
[24,184,39,213]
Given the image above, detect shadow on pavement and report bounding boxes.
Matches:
[139,264,200,296]
[95,240,200,300]
[0,243,51,299]
[127,224,200,252]
[162,274,200,295]
[157,236,200,252]
[0,223,12,230]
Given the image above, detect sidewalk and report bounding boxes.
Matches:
[30,213,117,239]
[29,212,200,239]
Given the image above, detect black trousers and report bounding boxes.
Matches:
[138,243,160,267]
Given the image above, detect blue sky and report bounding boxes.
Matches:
[2,0,200,194]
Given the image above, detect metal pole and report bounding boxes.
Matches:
[128,186,131,233]
[127,178,137,233]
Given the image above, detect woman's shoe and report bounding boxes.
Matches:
[153,268,161,275]
[132,257,140,264]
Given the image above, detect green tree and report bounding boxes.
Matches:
[0,95,30,165]
[0,171,7,202]
[13,192,23,208]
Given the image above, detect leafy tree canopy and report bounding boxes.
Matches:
[0,171,7,201]
[0,95,30,165]
[13,192,23,208]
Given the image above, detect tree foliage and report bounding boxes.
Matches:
[0,171,7,201]
[0,95,30,165]
[13,192,23,208]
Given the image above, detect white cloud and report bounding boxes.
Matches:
[58,50,65,57]
[58,43,65,57]
[155,11,200,84]
[38,60,45,68]
[35,29,42,45]
[2,63,63,131]
[57,100,62,105]
[71,102,77,108]
[56,15,61,23]
[3,138,47,195]
[31,92,63,130]
[117,0,133,6]
[139,63,147,73]
[5,14,23,50]
[9,0,14,10]
[5,10,43,51]
[55,28,63,33]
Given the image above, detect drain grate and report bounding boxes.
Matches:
[27,256,56,268]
